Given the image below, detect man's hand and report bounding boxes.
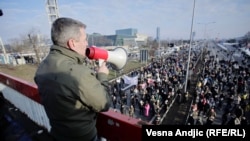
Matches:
[97,61,109,75]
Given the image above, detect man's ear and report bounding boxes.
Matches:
[67,39,75,49]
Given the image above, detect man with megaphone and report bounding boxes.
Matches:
[34,17,111,141]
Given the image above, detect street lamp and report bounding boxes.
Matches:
[184,0,196,93]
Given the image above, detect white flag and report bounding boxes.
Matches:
[122,75,138,86]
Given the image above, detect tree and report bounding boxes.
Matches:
[8,38,25,53]
[28,33,40,65]
[146,37,159,57]
[8,28,50,65]
[7,33,32,53]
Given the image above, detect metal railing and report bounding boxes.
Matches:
[0,72,142,141]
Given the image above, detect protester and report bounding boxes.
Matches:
[34,17,111,141]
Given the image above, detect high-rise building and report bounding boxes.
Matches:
[116,28,137,36]
[156,27,160,47]
[156,27,160,41]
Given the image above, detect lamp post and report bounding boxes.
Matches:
[184,0,196,93]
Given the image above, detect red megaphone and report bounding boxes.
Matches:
[86,46,108,60]
[86,46,127,70]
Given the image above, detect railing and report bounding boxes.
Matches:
[0,72,143,141]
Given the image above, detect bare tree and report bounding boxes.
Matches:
[36,34,50,60]
[8,38,24,53]
[28,35,40,64]
[27,28,45,65]
[8,28,50,65]
[146,37,159,57]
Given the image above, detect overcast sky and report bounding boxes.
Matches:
[0,0,250,44]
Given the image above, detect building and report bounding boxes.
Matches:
[88,28,148,48]
[106,34,134,46]
[115,28,137,36]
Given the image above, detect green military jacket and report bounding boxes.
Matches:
[34,45,111,141]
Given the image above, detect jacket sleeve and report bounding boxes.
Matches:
[77,69,111,112]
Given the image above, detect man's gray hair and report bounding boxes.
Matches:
[51,17,86,47]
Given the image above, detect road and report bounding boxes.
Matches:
[162,40,250,125]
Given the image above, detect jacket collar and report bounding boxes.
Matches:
[50,45,85,64]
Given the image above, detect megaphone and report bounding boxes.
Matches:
[86,46,128,70]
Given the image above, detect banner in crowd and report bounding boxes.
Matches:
[122,75,138,86]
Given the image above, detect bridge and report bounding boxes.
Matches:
[0,72,143,141]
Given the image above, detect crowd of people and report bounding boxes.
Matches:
[105,47,200,124]
[83,39,250,126]
[188,47,250,125]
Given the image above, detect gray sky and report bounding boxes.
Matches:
[0,0,250,44]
